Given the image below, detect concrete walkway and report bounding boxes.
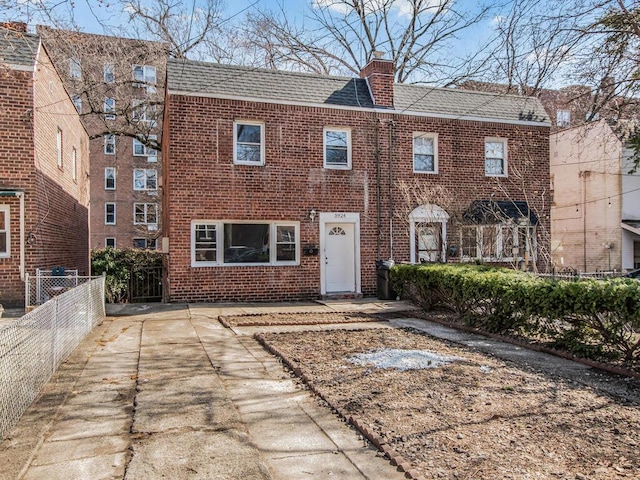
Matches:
[3,299,639,480]
[0,300,414,480]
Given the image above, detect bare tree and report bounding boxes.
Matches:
[38,26,166,151]
[118,0,227,60]
[241,0,494,83]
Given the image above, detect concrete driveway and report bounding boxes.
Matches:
[0,300,413,480]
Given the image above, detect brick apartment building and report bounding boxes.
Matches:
[0,24,90,307]
[38,27,166,251]
[163,58,551,302]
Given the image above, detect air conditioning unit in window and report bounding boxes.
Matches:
[148,224,158,231]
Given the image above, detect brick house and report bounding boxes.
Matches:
[38,27,166,251]
[163,58,550,302]
[0,24,90,307]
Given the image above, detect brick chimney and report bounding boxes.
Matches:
[360,52,394,108]
[0,22,28,33]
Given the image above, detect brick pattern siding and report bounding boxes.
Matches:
[165,94,550,303]
[0,45,90,306]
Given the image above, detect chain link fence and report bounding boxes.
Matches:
[0,276,105,440]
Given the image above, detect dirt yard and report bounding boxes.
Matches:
[243,314,640,480]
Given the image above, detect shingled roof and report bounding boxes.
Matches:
[167,59,549,125]
[0,27,39,68]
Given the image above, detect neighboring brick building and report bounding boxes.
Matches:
[163,58,550,302]
[0,24,90,307]
[38,27,166,251]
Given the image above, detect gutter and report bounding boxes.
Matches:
[0,189,26,281]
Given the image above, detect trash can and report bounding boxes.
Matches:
[376,259,396,300]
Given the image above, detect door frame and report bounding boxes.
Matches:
[409,204,449,263]
[320,212,361,295]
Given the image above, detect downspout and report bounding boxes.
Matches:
[18,192,25,281]
[375,117,381,259]
[388,119,396,259]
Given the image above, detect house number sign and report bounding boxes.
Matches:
[334,213,347,218]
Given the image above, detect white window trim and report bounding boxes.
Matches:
[56,128,63,168]
[105,202,116,225]
[459,223,536,263]
[409,204,449,263]
[132,64,157,85]
[71,147,77,182]
[413,132,438,174]
[0,205,10,258]
[323,127,352,170]
[104,64,115,83]
[133,203,158,225]
[133,168,158,191]
[485,137,508,178]
[104,134,116,155]
[105,167,116,190]
[104,97,116,120]
[133,136,158,158]
[233,121,265,166]
[191,220,300,267]
[105,237,116,248]
[69,57,81,79]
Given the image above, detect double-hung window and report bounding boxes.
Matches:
[104,97,116,120]
[192,221,299,266]
[324,127,351,169]
[133,168,157,191]
[56,128,63,168]
[105,167,116,190]
[134,203,157,225]
[72,95,82,113]
[133,238,156,250]
[485,138,507,177]
[233,121,264,165]
[69,57,81,79]
[0,205,10,257]
[133,65,157,92]
[105,203,116,225]
[104,64,115,83]
[132,99,157,126]
[104,134,116,155]
[133,135,157,160]
[413,133,437,173]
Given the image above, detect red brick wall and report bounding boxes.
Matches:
[0,47,90,307]
[0,69,35,306]
[165,94,550,302]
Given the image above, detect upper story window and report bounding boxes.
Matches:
[71,147,77,182]
[192,221,299,267]
[233,121,265,165]
[69,57,81,79]
[485,138,507,177]
[56,128,63,169]
[105,237,116,248]
[104,134,116,155]
[556,109,571,127]
[72,95,82,113]
[413,133,437,174]
[134,203,157,225]
[105,167,116,190]
[104,64,115,83]
[133,136,158,160]
[105,203,116,225]
[133,65,157,92]
[0,205,10,258]
[133,238,157,250]
[132,99,157,126]
[324,127,351,169]
[133,168,157,191]
[104,97,116,120]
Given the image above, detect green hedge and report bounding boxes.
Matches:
[392,263,640,367]
[91,247,163,303]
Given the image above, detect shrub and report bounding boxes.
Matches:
[91,247,163,303]
[392,264,640,367]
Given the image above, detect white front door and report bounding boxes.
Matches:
[325,223,355,293]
